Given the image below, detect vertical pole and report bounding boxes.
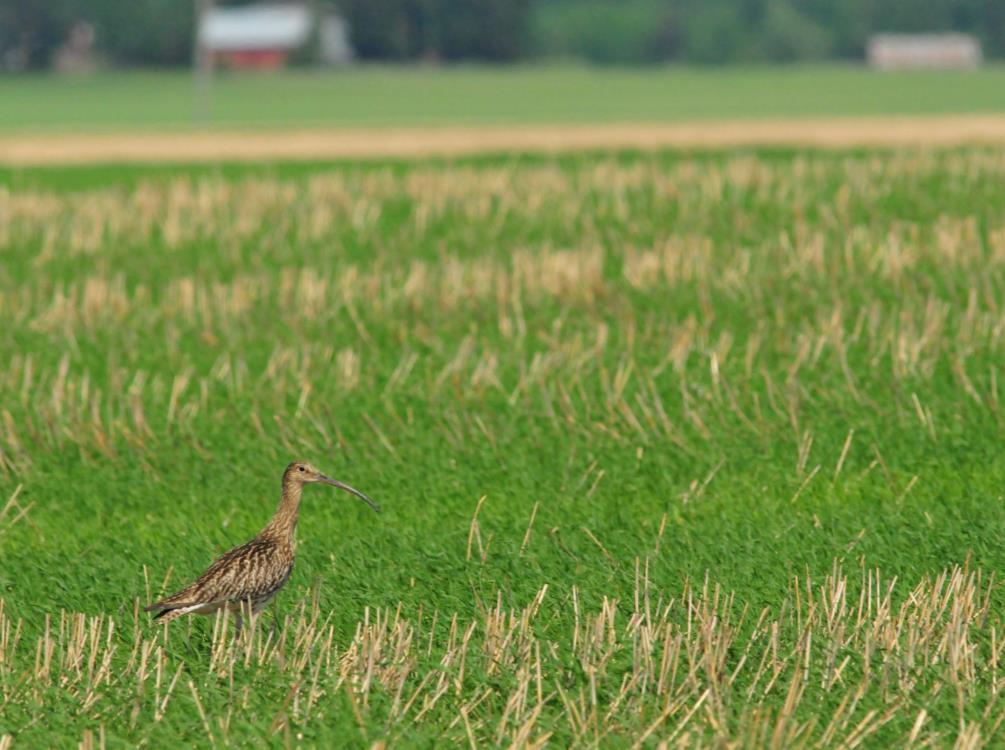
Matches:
[194,0,215,124]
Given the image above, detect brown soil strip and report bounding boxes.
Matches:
[3,115,1005,165]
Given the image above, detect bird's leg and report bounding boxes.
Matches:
[232,610,244,637]
[234,598,257,641]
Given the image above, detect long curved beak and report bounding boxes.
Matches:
[319,475,380,513]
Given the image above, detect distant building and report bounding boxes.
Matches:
[867,34,982,70]
[199,3,351,70]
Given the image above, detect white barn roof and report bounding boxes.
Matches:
[199,4,312,52]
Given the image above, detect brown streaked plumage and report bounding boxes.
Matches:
[145,461,378,630]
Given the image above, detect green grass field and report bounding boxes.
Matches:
[3,64,1005,132]
[5,144,1005,746]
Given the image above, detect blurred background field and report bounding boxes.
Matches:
[3,0,1005,138]
[3,65,1005,133]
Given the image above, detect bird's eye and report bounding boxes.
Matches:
[298,466,305,472]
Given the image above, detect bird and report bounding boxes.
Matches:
[145,461,378,631]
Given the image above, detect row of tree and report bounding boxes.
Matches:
[1,0,193,69]
[1,0,1002,70]
[532,0,1005,64]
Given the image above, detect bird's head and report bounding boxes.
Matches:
[284,461,379,513]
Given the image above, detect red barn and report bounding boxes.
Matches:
[199,4,312,70]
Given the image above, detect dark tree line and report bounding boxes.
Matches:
[0,0,194,69]
[342,0,530,61]
[1,0,1002,70]
[533,0,1005,64]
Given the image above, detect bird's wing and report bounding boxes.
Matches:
[145,537,283,611]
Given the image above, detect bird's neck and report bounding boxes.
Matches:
[261,478,302,542]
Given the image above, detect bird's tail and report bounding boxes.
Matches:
[144,601,199,623]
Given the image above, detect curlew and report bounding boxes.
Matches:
[145,461,378,631]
